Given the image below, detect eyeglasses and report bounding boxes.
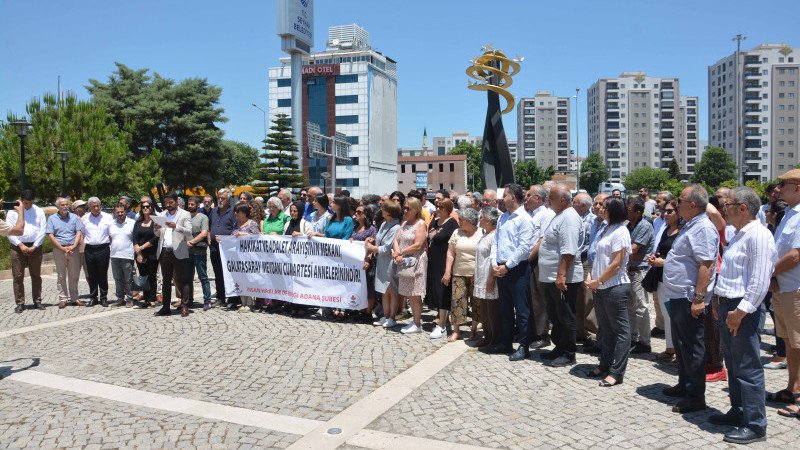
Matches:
[779,181,798,188]
[722,202,742,209]
[663,209,676,214]
[141,204,151,209]
[355,210,365,215]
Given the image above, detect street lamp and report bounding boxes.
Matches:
[55,149,68,197]
[10,119,32,192]
[573,88,580,190]
[251,103,268,144]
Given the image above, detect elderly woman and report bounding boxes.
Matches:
[441,207,483,341]
[392,197,428,333]
[217,202,260,312]
[647,198,683,363]
[473,207,500,347]
[367,200,402,328]
[284,201,312,237]
[263,197,288,235]
[427,198,459,337]
[585,197,632,387]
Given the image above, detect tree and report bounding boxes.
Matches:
[745,179,766,203]
[257,114,306,197]
[690,146,736,187]
[662,179,685,199]
[668,158,682,181]
[447,141,483,192]
[718,179,737,190]
[622,167,671,193]
[513,160,543,188]
[87,62,228,190]
[219,140,260,187]
[579,152,610,194]
[0,92,162,202]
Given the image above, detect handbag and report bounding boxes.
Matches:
[641,267,660,293]
[396,257,418,278]
[132,274,150,292]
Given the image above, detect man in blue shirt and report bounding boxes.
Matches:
[209,188,237,306]
[483,183,535,361]
[46,197,83,309]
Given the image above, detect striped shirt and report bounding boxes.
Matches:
[714,221,776,313]
[591,223,632,288]
[774,202,800,293]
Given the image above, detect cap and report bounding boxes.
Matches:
[71,200,87,209]
[778,169,800,181]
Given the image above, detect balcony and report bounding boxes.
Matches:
[558,158,569,165]
[662,144,675,150]
[744,69,760,78]
[744,118,761,125]
[661,101,675,109]
[609,163,621,169]
[607,84,619,90]
[607,94,619,100]
[687,125,696,131]
[557,101,568,108]
[661,125,674,130]
[662,112,674,119]
[745,82,761,89]
[745,94,760,101]
[744,130,762,137]
[745,163,760,173]
[557,118,567,123]
[558,109,568,116]
[558,150,569,156]
[745,139,762,149]
[558,134,568,140]
[608,134,620,140]
[607,151,620,159]
[607,122,620,130]
[558,143,568,149]
[660,162,671,169]
[744,151,760,161]
[661,83,674,90]
[557,125,567,132]
[607,105,619,110]
[661,152,674,159]
[687,150,696,156]
[744,106,761,113]
[607,112,620,119]
[744,56,760,65]
[607,143,621,149]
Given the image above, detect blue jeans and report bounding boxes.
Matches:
[594,283,631,378]
[670,297,706,402]
[718,301,767,435]
[188,253,211,302]
[499,263,532,349]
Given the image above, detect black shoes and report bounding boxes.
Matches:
[540,350,561,360]
[34,302,45,310]
[630,342,652,354]
[509,346,530,361]
[479,344,513,355]
[662,385,687,398]
[723,427,766,444]
[154,307,171,317]
[530,338,550,349]
[672,399,707,414]
[709,410,744,427]
[651,327,665,338]
[101,299,109,307]
[14,304,24,313]
[549,355,576,367]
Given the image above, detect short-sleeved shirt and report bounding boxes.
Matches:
[538,207,585,283]
[628,217,655,268]
[45,212,81,246]
[774,202,800,293]
[190,213,209,255]
[81,212,114,245]
[0,220,13,236]
[448,229,482,277]
[262,211,288,235]
[591,223,632,288]
[663,212,719,302]
[109,218,136,260]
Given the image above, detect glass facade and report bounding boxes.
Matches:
[307,77,328,187]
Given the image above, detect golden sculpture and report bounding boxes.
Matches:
[466,43,523,114]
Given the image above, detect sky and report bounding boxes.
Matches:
[2,0,799,159]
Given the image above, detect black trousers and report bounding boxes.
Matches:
[544,282,579,359]
[670,297,706,402]
[84,243,110,301]
[135,257,159,302]
[210,250,226,301]
[160,249,190,308]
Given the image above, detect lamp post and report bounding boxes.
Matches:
[56,150,68,197]
[573,87,580,191]
[732,34,746,185]
[251,103,268,144]
[10,119,32,192]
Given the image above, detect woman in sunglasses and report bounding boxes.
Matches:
[133,198,159,308]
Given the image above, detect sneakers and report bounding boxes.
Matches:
[373,317,387,327]
[429,325,447,339]
[401,322,421,334]
[203,302,212,311]
[706,366,727,382]
[239,306,251,313]
[383,318,397,328]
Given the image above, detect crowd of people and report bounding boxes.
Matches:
[2,170,800,444]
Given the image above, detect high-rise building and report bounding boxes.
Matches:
[508,140,517,163]
[268,24,397,197]
[587,72,699,182]
[708,43,800,182]
[516,91,571,172]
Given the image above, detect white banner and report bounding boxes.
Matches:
[219,234,367,310]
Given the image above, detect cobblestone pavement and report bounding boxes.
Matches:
[1,273,798,449]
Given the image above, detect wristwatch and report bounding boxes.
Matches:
[693,293,706,301]
[597,279,605,288]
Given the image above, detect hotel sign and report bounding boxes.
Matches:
[302,64,340,77]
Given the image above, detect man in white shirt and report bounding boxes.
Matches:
[81,197,114,307]
[526,185,556,349]
[710,186,774,444]
[6,190,47,313]
[109,204,136,307]
[639,187,657,217]
[154,192,193,317]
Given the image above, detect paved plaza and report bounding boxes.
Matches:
[0,271,798,449]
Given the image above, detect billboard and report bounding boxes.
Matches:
[415,171,428,189]
[277,0,314,54]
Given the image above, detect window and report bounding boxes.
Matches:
[276,79,291,87]
[345,136,359,145]
[335,74,359,83]
[439,163,444,172]
[277,98,291,107]
[336,115,358,124]
[401,165,406,173]
[335,95,358,104]
[411,164,416,172]
[449,163,455,172]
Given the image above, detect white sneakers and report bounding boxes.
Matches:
[383,318,397,328]
[373,317,387,327]
[429,325,447,339]
[239,306,251,313]
[401,322,421,334]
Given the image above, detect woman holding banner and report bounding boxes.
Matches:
[392,197,428,334]
[352,204,378,323]
[284,201,311,317]
[367,200,402,328]
[263,197,288,235]
[324,195,354,320]
[219,203,260,312]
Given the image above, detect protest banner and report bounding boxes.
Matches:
[218,235,368,309]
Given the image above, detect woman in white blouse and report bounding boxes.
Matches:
[584,197,632,387]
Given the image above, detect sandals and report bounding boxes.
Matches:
[776,393,800,417]
[599,375,623,387]
[766,389,795,404]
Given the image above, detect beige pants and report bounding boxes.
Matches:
[53,248,81,302]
